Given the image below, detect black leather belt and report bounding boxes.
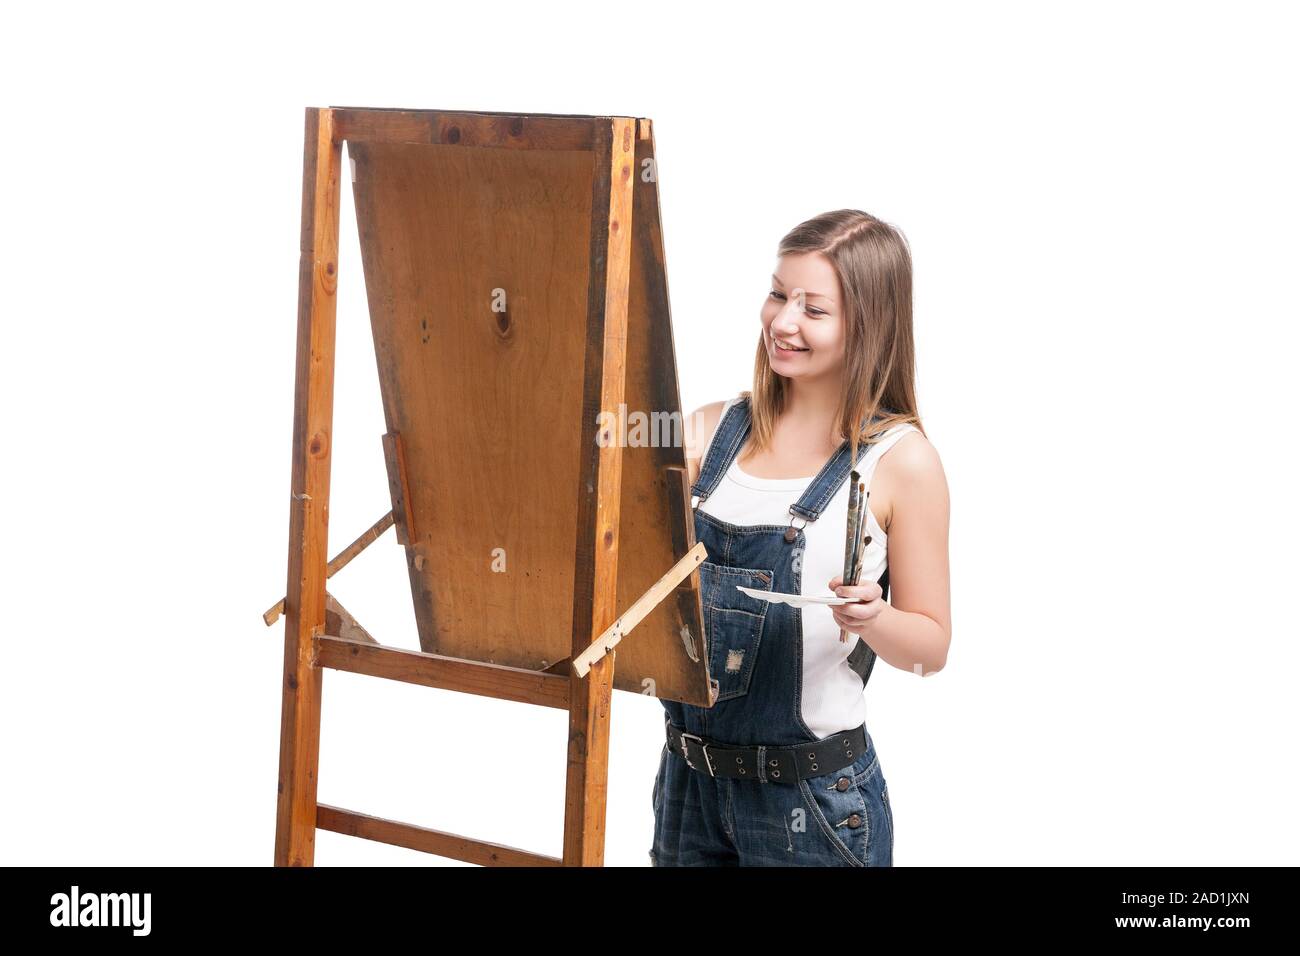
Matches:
[665,720,867,783]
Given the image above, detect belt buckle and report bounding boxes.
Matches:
[679,731,715,776]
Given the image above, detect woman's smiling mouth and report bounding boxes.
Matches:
[775,339,809,353]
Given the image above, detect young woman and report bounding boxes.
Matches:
[651,209,951,867]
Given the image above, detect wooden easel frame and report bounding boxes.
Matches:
[272,106,704,867]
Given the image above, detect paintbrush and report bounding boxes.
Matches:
[851,483,868,566]
[841,469,860,589]
[839,479,866,642]
[848,485,868,584]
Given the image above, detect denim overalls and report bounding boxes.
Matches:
[651,396,894,867]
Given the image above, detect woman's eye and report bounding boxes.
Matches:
[770,290,825,316]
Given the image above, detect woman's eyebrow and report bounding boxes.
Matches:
[771,274,835,302]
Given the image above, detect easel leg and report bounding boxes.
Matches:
[275,107,342,867]
[563,118,637,867]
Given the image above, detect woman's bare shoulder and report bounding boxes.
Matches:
[877,429,949,527]
[684,399,731,485]
[879,429,946,485]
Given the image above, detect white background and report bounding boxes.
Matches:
[2,0,1296,866]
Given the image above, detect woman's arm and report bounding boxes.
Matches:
[829,432,952,675]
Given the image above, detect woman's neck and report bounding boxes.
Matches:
[780,376,845,448]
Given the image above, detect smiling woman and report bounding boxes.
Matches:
[652,208,951,868]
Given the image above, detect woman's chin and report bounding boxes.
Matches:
[769,360,817,378]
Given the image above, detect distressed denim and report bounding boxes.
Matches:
[650,723,894,867]
[652,397,895,867]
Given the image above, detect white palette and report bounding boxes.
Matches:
[734,585,864,608]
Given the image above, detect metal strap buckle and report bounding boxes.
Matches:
[679,731,715,776]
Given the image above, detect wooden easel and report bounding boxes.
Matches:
[269,107,713,867]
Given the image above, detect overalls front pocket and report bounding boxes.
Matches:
[795,741,892,867]
[699,562,774,702]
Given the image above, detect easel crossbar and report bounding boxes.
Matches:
[317,803,562,866]
[331,107,616,151]
[315,634,571,710]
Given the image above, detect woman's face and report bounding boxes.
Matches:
[760,252,845,380]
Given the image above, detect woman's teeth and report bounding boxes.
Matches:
[776,341,808,352]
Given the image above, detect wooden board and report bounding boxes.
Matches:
[344,111,710,705]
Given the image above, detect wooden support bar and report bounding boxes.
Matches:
[572,541,708,677]
[315,634,571,710]
[263,510,394,626]
[316,804,562,866]
[275,106,342,868]
[563,117,636,867]
[330,107,600,152]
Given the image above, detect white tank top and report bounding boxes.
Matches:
[696,397,919,738]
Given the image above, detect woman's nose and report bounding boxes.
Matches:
[773,308,801,333]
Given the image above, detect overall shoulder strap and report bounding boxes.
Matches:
[788,417,901,521]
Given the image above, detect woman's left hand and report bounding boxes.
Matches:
[827,575,886,637]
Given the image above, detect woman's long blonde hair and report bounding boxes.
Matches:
[744,208,924,465]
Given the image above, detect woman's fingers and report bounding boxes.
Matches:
[831,597,887,634]
[827,577,883,635]
[829,578,883,603]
